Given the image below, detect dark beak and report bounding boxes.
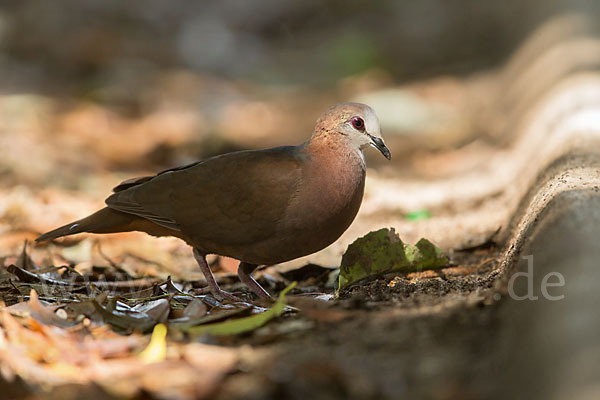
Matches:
[369,135,391,160]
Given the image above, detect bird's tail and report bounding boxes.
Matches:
[36,207,134,242]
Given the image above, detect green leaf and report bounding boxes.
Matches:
[406,209,431,221]
[337,228,449,293]
[181,282,296,336]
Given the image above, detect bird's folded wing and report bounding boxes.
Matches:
[105,147,305,245]
[106,191,182,230]
[109,161,206,229]
[112,161,203,192]
[112,176,154,192]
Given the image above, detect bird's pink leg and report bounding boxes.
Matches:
[193,248,242,302]
[238,262,272,300]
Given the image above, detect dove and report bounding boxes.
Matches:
[36,102,391,301]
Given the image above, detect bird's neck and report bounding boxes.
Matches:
[283,135,366,246]
[303,135,366,208]
[305,134,366,171]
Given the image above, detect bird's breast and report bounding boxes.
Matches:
[276,150,366,257]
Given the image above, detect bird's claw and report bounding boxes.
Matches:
[211,288,244,303]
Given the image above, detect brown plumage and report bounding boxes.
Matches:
[36,102,391,300]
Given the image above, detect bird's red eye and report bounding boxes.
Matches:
[351,116,365,131]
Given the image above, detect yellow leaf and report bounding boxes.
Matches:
[138,323,167,364]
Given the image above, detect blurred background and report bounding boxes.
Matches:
[0,0,598,189]
[1,0,598,88]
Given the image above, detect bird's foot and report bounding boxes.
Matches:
[211,288,244,303]
[238,262,272,301]
[193,249,245,303]
[194,286,244,303]
[240,276,272,301]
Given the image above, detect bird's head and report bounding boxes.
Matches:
[314,102,391,160]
